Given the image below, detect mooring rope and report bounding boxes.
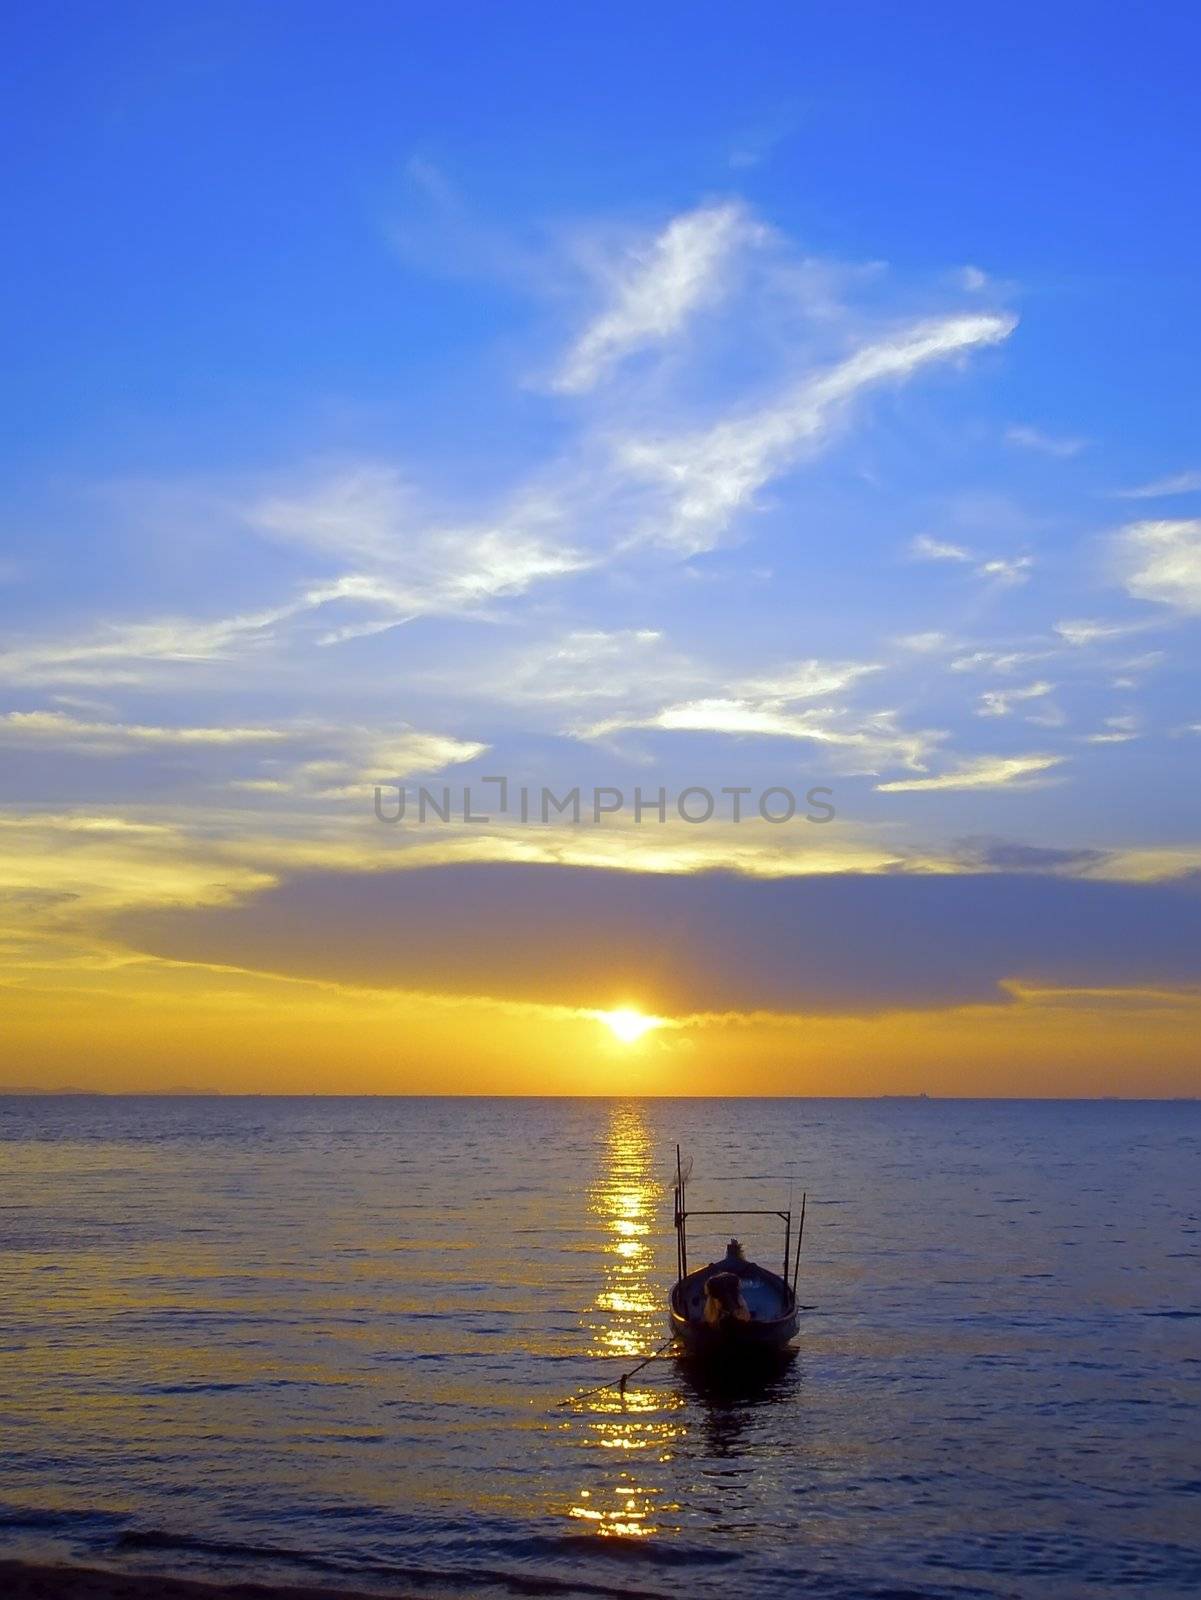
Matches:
[555,1334,678,1407]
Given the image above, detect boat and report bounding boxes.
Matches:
[668,1145,803,1360]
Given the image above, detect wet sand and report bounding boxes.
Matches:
[0,1564,429,1600]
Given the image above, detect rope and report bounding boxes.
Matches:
[555,1334,677,1407]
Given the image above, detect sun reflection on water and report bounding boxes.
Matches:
[564,1102,686,1539]
[585,1101,662,1358]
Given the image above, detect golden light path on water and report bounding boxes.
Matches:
[566,1102,685,1539]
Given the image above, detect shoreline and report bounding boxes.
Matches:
[0,1563,432,1600]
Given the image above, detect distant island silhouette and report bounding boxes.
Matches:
[0,1087,221,1096]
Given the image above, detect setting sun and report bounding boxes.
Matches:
[597,1008,663,1045]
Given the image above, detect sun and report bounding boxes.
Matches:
[597,1007,662,1045]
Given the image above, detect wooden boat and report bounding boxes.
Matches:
[668,1146,804,1360]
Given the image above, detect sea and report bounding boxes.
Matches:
[1,1096,1199,1600]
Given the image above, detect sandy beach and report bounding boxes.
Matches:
[0,1564,428,1600]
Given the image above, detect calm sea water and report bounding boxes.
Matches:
[1,1097,1199,1599]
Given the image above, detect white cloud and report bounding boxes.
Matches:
[910,537,1030,584]
[0,812,174,835]
[0,710,486,807]
[977,555,1033,585]
[248,466,422,565]
[877,753,1063,792]
[0,600,314,685]
[361,730,486,778]
[485,628,694,710]
[0,711,290,748]
[950,649,1051,674]
[613,697,837,738]
[474,637,887,762]
[1114,519,1201,614]
[300,728,487,797]
[976,681,1054,717]
[959,265,989,292]
[1005,424,1087,458]
[1113,650,1165,684]
[5,291,1017,693]
[585,695,935,771]
[1054,617,1138,648]
[578,653,936,773]
[895,631,950,653]
[1024,704,1067,729]
[1113,471,1201,500]
[552,203,762,393]
[910,534,970,562]
[0,472,594,686]
[1080,715,1138,745]
[620,311,1017,554]
[245,468,591,618]
[738,660,880,699]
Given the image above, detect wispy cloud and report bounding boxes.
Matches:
[877,753,1063,792]
[1005,424,1087,458]
[1113,470,1201,500]
[4,237,1020,699]
[977,681,1055,717]
[0,711,291,748]
[895,630,951,653]
[910,535,1031,585]
[737,660,881,699]
[1081,715,1138,745]
[0,710,486,805]
[977,555,1033,585]
[227,724,487,802]
[580,656,937,773]
[471,628,695,712]
[951,649,1053,674]
[0,599,320,686]
[587,696,835,740]
[0,812,176,835]
[620,311,1017,554]
[245,467,591,616]
[726,111,799,171]
[1054,617,1141,648]
[910,534,970,562]
[1114,518,1201,614]
[551,202,762,393]
[310,729,487,796]
[0,472,594,685]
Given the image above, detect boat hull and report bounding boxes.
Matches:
[670,1309,798,1357]
[669,1267,799,1361]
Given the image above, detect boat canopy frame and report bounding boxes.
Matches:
[673,1144,806,1294]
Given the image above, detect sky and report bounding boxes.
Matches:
[2,3,1200,1095]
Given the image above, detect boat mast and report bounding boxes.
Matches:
[675,1143,688,1280]
[791,1190,807,1293]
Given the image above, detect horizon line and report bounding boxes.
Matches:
[1,1089,1197,1103]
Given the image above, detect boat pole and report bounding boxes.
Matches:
[791,1191,807,1293]
[676,1144,688,1280]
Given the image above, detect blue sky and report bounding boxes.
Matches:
[2,4,1200,1090]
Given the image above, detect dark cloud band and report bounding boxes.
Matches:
[113,862,1201,1017]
